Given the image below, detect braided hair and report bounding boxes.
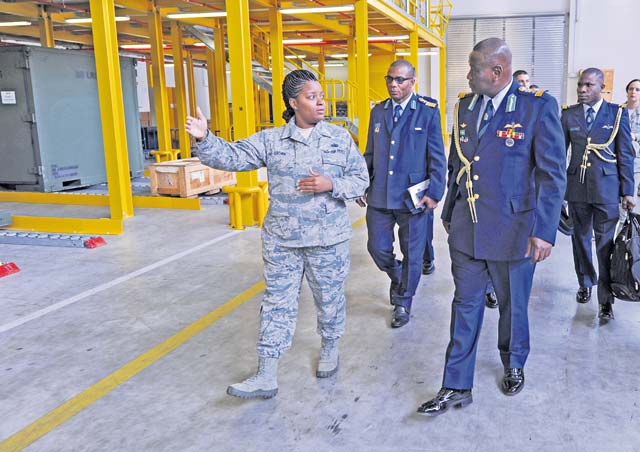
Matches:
[282,69,318,122]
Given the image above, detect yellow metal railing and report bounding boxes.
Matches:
[429,0,453,38]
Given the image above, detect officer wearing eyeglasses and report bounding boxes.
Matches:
[358,60,446,328]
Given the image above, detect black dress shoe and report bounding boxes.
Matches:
[576,287,591,304]
[391,306,410,328]
[417,387,473,417]
[485,291,498,309]
[501,368,525,396]
[422,260,435,275]
[598,302,614,320]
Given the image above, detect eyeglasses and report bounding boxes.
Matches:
[384,75,413,84]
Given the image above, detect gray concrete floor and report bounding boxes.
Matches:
[1,199,639,452]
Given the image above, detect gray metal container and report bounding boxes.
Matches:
[0,46,144,192]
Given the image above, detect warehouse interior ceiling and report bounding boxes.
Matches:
[0,1,444,65]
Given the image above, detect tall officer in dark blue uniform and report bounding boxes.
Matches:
[417,38,566,416]
[562,68,635,320]
[360,60,446,328]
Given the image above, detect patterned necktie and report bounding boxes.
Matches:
[393,104,402,124]
[586,106,595,131]
[478,100,494,138]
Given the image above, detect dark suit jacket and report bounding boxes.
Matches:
[441,82,567,261]
[364,93,446,210]
[562,101,634,204]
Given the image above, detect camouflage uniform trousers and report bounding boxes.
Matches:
[257,236,350,358]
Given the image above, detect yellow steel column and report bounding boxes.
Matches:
[409,29,419,78]
[355,0,370,152]
[257,42,270,128]
[89,0,133,219]
[226,0,260,228]
[439,45,448,146]
[213,20,231,140]
[186,51,197,117]
[318,48,326,79]
[171,21,191,159]
[206,49,218,134]
[38,5,54,48]
[269,7,285,127]
[347,37,356,124]
[148,3,172,161]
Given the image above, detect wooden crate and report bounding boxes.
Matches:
[149,158,236,198]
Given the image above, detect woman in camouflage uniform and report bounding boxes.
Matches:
[186,70,369,399]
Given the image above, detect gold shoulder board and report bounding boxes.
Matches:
[419,98,437,108]
[562,105,569,110]
[535,89,545,97]
[458,91,470,99]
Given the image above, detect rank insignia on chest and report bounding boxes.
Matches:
[374,123,381,133]
[602,124,614,129]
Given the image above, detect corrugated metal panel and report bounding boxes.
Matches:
[445,15,567,131]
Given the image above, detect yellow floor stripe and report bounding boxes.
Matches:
[0,281,265,452]
[1,216,366,452]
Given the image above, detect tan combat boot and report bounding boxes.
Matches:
[316,338,339,378]
[227,357,278,399]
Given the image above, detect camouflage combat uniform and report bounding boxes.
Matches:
[197,118,369,357]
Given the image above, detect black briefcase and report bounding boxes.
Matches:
[609,213,640,301]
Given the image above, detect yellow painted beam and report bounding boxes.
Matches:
[409,29,419,78]
[38,5,54,48]
[439,44,448,147]
[90,0,134,220]
[269,7,285,128]
[0,192,108,206]
[212,20,231,140]
[148,3,173,158]
[318,48,326,80]
[355,0,371,152]
[0,26,92,46]
[0,192,200,210]
[5,217,123,235]
[285,11,393,53]
[347,37,357,124]
[114,0,149,12]
[186,51,197,117]
[227,0,260,228]
[171,21,192,159]
[206,49,219,134]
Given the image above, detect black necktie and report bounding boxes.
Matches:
[478,101,494,138]
[393,104,402,124]
[586,107,595,132]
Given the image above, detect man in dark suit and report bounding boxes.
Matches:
[417,38,566,416]
[360,60,446,328]
[562,68,635,320]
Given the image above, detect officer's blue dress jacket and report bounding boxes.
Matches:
[562,101,634,204]
[364,93,446,210]
[441,82,567,261]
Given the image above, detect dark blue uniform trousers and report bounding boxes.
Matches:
[366,206,427,311]
[443,247,536,390]
[568,202,618,305]
[423,210,435,263]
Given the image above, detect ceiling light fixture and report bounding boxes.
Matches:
[166,12,227,19]
[283,38,324,45]
[280,5,355,15]
[65,16,130,24]
[285,55,306,59]
[395,51,438,56]
[368,34,409,42]
[0,21,32,27]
